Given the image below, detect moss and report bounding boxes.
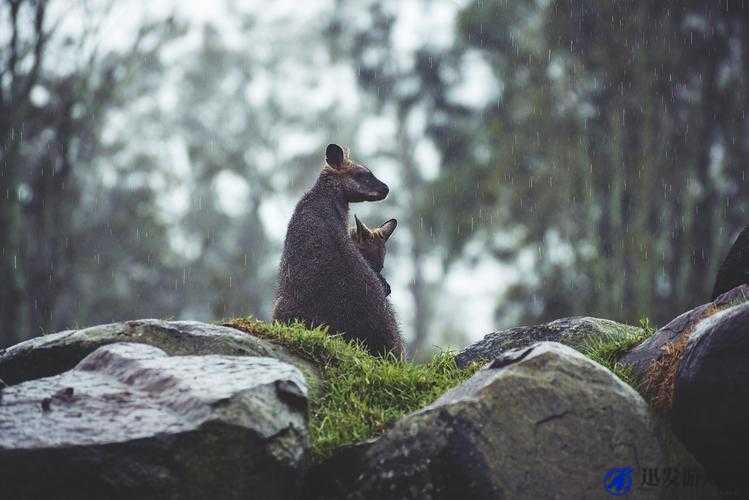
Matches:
[576,318,656,391]
[225,317,481,463]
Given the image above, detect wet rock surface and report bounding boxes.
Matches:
[456,316,642,368]
[620,285,749,379]
[0,342,309,499]
[671,302,749,493]
[311,342,713,500]
[0,319,317,386]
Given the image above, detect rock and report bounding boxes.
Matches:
[712,225,749,299]
[456,316,642,368]
[621,285,749,381]
[311,342,714,500]
[0,319,317,387]
[670,301,749,493]
[0,342,309,499]
[616,285,749,494]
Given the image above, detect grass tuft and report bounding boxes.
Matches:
[226,317,480,462]
[577,317,656,390]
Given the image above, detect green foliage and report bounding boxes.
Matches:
[227,317,480,462]
[577,318,656,390]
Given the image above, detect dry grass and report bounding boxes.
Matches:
[643,333,690,411]
[642,304,718,412]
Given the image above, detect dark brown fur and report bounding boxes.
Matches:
[272,144,404,357]
[351,216,397,296]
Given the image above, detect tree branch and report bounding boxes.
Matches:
[18,0,49,103]
[7,0,21,98]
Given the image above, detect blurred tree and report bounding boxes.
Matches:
[170,23,274,320]
[0,0,184,344]
[28,19,184,335]
[429,0,749,326]
[326,1,471,357]
[0,0,49,342]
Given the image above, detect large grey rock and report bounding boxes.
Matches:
[311,342,715,500]
[0,342,309,499]
[615,285,749,494]
[456,316,642,368]
[0,319,317,387]
[671,302,749,493]
[621,285,749,379]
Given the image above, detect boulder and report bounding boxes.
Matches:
[0,342,309,499]
[0,319,317,387]
[670,301,749,493]
[712,225,749,299]
[456,316,642,368]
[311,342,714,500]
[620,284,749,381]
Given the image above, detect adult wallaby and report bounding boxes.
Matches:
[273,144,404,357]
[351,215,397,297]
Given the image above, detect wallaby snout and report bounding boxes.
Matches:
[324,143,389,202]
[361,178,389,202]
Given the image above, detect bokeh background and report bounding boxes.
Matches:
[1,0,746,357]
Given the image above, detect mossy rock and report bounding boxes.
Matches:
[310,342,718,500]
[456,316,648,367]
[2,316,718,498]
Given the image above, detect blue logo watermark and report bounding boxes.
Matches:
[604,467,633,496]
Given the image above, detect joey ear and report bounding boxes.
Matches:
[354,215,371,239]
[378,219,397,241]
[325,143,345,169]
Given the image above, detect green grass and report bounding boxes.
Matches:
[226,316,657,460]
[577,317,656,390]
[226,317,481,462]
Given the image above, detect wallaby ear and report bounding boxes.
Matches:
[378,219,397,241]
[325,143,345,169]
[354,215,371,239]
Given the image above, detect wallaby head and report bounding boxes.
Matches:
[352,215,397,296]
[323,144,389,202]
[351,215,397,273]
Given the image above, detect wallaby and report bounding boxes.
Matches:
[273,144,404,357]
[712,225,749,299]
[351,215,397,297]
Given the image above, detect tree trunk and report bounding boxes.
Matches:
[620,98,644,322]
[0,132,23,346]
[688,39,722,303]
[397,111,430,359]
[587,91,616,317]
